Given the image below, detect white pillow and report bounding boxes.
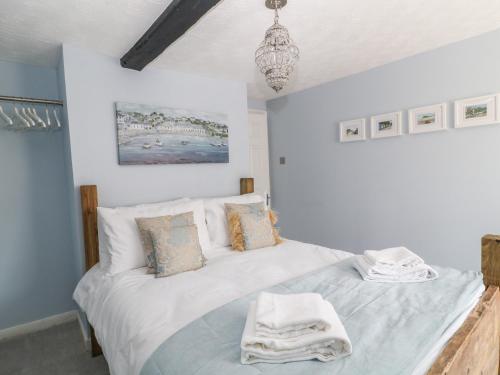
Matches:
[97,199,211,275]
[203,193,264,249]
[114,198,190,212]
[97,198,189,270]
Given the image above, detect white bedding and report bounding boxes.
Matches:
[74,240,482,375]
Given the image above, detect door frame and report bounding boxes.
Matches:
[248,109,271,206]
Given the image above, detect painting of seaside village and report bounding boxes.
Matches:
[116,102,229,165]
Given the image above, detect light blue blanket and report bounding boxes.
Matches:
[141,258,482,375]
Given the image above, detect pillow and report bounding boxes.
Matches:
[226,203,282,251]
[135,212,195,271]
[203,193,264,249]
[150,225,205,278]
[239,211,276,250]
[97,199,210,275]
[114,198,190,212]
[225,202,266,246]
[97,198,188,270]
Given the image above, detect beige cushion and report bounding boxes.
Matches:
[225,202,266,248]
[135,212,194,270]
[238,211,276,250]
[150,224,205,278]
[225,202,282,251]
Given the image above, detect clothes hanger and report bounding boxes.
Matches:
[21,107,35,127]
[53,109,62,128]
[14,106,30,128]
[45,107,51,128]
[26,108,39,127]
[0,104,13,126]
[26,107,38,127]
[30,107,47,128]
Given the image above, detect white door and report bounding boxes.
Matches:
[248,110,271,206]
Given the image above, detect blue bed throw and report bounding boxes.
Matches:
[141,257,483,375]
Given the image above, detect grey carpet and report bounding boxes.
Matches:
[0,320,109,375]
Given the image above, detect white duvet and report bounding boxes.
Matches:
[74,240,482,375]
[74,240,352,375]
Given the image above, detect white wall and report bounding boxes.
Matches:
[248,98,267,111]
[60,45,250,274]
[267,29,500,271]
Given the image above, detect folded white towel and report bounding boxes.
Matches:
[255,292,333,339]
[241,302,352,364]
[361,254,424,276]
[354,255,438,283]
[364,247,423,267]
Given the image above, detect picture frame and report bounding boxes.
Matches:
[454,94,500,128]
[339,118,366,143]
[115,102,229,165]
[408,103,447,134]
[370,111,402,139]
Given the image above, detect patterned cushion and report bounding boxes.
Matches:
[238,211,276,250]
[150,225,205,278]
[225,202,282,251]
[135,212,194,270]
[225,202,266,216]
[225,202,266,248]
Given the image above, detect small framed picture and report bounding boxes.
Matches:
[339,118,366,143]
[370,112,402,139]
[408,103,447,134]
[455,94,500,128]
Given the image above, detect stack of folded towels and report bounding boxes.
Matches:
[354,246,438,282]
[241,292,352,364]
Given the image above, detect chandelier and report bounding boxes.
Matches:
[255,0,299,93]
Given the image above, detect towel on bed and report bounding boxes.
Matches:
[354,248,438,283]
[255,292,333,339]
[364,247,423,268]
[241,301,352,364]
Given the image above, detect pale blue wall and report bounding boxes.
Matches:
[0,60,76,330]
[59,45,251,277]
[267,29,500,271]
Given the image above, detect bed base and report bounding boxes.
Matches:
[79,184,500,374]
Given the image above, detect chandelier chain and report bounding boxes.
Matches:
[274,0,279,24]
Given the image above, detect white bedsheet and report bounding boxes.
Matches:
[73,241,482,375]
[74,240,352,375]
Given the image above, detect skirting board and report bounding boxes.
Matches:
[0,310,79,342]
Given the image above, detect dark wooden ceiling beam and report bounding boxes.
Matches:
[120,0,223,71]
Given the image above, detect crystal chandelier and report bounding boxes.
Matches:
[255,0,299,93]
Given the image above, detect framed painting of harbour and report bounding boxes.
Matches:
[116,102,229,165]
[454,94,500,129]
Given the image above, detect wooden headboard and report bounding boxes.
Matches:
[80,185,100,272]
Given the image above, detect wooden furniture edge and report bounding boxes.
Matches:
[240,177,254,195]
[427,286,500,374]
[80,185,103,357]
[428,235,500,375]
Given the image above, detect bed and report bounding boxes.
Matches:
[75,184,500,375]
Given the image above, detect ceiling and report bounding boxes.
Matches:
[2,0,500,100]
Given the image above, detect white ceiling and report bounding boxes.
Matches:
[2,0,500,100]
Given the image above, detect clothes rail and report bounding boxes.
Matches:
[0,95,63,106]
